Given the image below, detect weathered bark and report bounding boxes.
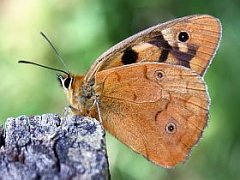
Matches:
[0,114,109,180]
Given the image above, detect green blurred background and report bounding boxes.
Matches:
[0,0,239,179]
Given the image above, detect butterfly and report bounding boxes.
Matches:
[20,14,222,168]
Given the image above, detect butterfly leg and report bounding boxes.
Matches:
[94,95,103,124]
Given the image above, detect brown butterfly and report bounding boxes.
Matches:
[20,14,222,168]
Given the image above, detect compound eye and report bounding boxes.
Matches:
[63,77,72,89]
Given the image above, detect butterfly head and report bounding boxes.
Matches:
[57,73,85,113]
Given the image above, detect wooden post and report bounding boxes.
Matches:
[0,114,110,180]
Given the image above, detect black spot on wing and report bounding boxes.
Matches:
[159,50,170,62]
[178,32,189,42]
[121,47,138,65]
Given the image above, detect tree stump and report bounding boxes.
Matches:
[0,114,109,180]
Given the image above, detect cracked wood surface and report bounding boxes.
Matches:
[0,114,109,180]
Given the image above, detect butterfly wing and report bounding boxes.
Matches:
[94,62,209,168]
[85,14,221,83]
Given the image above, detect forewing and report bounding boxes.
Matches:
[85,14,221,82]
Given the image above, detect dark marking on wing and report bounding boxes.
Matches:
[133,93,137,101]
[121,46,138,65]
[154,110,163,122]
[172,44,198,68]
[147,33,198,68]
[113,72,122,82]
[142,64,150,81]
[159,50,170,62]
[148,33,172,62]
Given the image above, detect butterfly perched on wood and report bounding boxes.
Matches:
[19,14,222,168]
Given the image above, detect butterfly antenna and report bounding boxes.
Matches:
[40,32,69,71]
[18,60,69,76]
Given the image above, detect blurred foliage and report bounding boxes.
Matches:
[0,0,239,179]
